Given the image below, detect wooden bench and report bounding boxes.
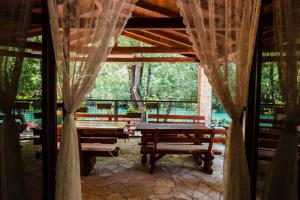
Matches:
[211,128,227,143]
[77,129,120,176]
[148,114,205,124]
[34,127,120,175]
[259,130,300,161]
[258,119,300,161]
[140,128,215,174]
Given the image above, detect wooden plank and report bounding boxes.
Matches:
[4,42,195,55]
[134,1,180,18]
[122,31,169,47]
[128,30,188,47]
[105,57,199,63]
[111,47,195,54]
[142,30,192,47]
[148,114,205,120]
[31,15,187,30]
[5,51,198,63]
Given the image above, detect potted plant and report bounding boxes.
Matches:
[126,106,142,118]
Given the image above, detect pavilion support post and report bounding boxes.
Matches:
[197,65,212,127]
[245,4,262,200]
[197,64,202,115]
[42,0,57,199]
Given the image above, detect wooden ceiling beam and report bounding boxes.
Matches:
[2,50,198,63]
[127,30,186,47]
[122,31,169,47]
[27,27,42,37]
[110,47,195,54]
[0,49,41,59]
[125,18,185,30]
[104,57,199,63]
[31,14,187,30]
[19,42,195,55]
[134,1,180,17]
[144,30,192,47]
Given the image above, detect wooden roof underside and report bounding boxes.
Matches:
[8,0,277,62]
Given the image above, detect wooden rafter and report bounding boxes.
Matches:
[134,1,180,18]
[144,30,192,47]
[126,30,186,47]
[122,31,169,47]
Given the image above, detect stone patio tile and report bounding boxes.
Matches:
[152,184,172,195]
[108,183,128,194]
[87,186,112,197]
[172,191,192,200]
[106,192,123,200]
[154,179,175,188]
[147,195,160,200]
[157,193,174,199]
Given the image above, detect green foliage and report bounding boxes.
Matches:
[141,63,198,101]
[17,58,41,99]
[212,93,224,112]
[127,106,140,113]
[90,63,130,99]
[89,62,198,101]
[260,62,282,104]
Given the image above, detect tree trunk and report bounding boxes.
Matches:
[127,62,144,112]
[145,66,152,98]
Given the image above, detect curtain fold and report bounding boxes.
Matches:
[177,0,261,199]
[262,0,300,199]
[48,0,137,199]
[0,1,33,199]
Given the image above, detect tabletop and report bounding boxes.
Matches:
[55,120,127,130]
[136,123,210,134]
[69,120,126,129]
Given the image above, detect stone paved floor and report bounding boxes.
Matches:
[22,138,225,200]
[82,138,224,200]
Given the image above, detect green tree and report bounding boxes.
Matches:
[17,58,41,99]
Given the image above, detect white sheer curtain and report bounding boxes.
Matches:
[262,0,300,199]
[177,0,260,199]
[48,0,136,199]
[0,1,33,199]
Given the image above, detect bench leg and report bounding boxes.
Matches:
[81,156,96,176]
[149,154,155,174]
[141,154,147,165]
[193,153,203,166]
[200,153,214,174]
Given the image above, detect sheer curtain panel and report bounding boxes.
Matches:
[262,0,300,199]
[48,0,136,199]
[177,0,261,199]
[0,1,33,199]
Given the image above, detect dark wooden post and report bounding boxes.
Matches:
[245,4,263,200]
[42,0,57,199]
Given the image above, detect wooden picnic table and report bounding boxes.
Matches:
[136,123,215,174]
[57,121,128,137]
[42,121,129,175]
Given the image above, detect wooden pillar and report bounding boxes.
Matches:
[197,64,202,115]
[245,3,263,200]
[42,0,57,199]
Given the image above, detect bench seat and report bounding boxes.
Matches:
[82,143,117,152]
[142,143,209,154]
